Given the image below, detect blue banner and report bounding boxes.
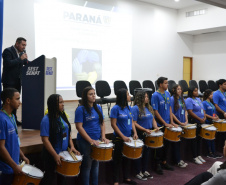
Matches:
[0,0,3,108]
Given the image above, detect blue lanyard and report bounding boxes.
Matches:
[158,90,167,103]
[193,98,202,108]
[1,109,18,134]
[219,90,226,98]
[207,101,215,112]
[178,97,185,108]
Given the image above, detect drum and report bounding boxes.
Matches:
[12,164,44,185]
[213,119,226,132]
[122,137,144,159]
[164,127,182,142]
[181,124,197,139]
[56,151,83,176]
[145,131,163,148]
[91,141,114,161]
[200,124,217,140]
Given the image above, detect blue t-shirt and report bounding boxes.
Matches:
[40,115,69,154]
[213,90,226,114]
[185,97,204,123]
[75,105,103,140]
[132,105,153,129]
[110,105,133,137]
[0,111,20,174]
[170,96,186,123]
[202,100,216,124]
[151,91,171,126]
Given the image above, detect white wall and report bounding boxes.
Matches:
[193,31,226,81]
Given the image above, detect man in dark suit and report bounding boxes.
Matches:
[1,37,29,125]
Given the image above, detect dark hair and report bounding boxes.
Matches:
[47,94,71,147]
[216,79,226,88]
[81,86,103,125]
[134,91,154,116]
[172,84,185,112]
[203,89,213,101]
[116,88,130,110]
[157,77,168,87]
[16,37,26,43]
[188,86,197,98]
[218,161,226,172]
[1,88,19,105]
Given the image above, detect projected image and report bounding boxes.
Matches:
[72,49,102,85]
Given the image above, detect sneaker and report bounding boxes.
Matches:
[193,157,203,165]
[214,153,223,159]
[156,164,163,175]
[198,156,206,163]
[180,160,188,166]
[177,160,187,168]
[161,162,174,171]
[123,179,137,185]
[135,172,147,181]
[207,153,216,159]
[143,171,153,179]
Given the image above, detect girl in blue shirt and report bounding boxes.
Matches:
[75,86,109,185]
[111,88,138,185]
[40,94,80,185]
[185,86,206,165]
[203,89,222,159]
[171,84,188,168]
[132,91,159,181]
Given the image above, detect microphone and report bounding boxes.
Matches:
[20,50,28,64]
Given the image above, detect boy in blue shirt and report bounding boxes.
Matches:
[0,88,29,185]
[151,77,177,175]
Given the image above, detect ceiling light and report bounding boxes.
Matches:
[175,0,180,2]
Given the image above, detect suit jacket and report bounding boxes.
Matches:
[1,46,27,86]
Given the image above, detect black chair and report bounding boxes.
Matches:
[178,80,189,98]
[114,80,128,95]
[208,80,218,91]
[155,80,158,91]
[168,80,176,95]
[76,80,91,98]
[129,80,142,97]
[95,80,116,116]
[142,80,155,93]
[199,80,208,93]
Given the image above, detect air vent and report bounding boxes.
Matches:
[186,9,207,17]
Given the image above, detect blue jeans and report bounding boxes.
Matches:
[134,145,150,174]
[76,139,99,185]
[206,140,215,154]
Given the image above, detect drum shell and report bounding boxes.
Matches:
[181,127,196,139]
[122,143,143,159]
[164,128,181,142]
[91,145,113,161]
[145,133,163,148]
[200,128,216,140]
[56,159,82,177]
[213,122,226,132]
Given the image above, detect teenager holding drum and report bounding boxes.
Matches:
[75,86,109,185]
[132,91,159,180]
[185,86,206,165]
[111,88,138,185]
[151,77,177,174]
[170,84,188,168]
[40,94,80,185]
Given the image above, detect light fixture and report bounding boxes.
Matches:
[175,0,180,2]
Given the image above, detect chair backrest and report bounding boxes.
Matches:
[129,80,142,96]
[95,80,111,98]
[76,81,91,98]
[189,80,198,89]
[178,80,189,93]
[142,80,155,92]
[114,80,128,95]
[199,80,208,93]
[168,80,176,95]
[155,80,159,91]
[208,80,218,91]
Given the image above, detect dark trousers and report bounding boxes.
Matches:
[206,140,215,154]
[184,172,213,185]
[190,124,201,158]
[173,141,181,164]
[0,173,14,185]
[113,136,131,183]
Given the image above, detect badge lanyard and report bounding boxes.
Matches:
[179,97,185,115]
[219,90,226,98]
[207,100,215,115]
[1,109,18,134]
[59,117,66,130]
[193,98,204,114]
[158,90,168,110]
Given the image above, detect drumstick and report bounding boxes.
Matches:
[184,124,196,128]
[134,140,136,147]
[202,124,214,129]
[67,147,78,161]
[152,126,164,132]
[20,161,25,167]
[98,140,112,144]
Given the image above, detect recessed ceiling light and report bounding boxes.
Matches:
[175,0,180,2]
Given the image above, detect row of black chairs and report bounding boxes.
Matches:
[75,79,218,115]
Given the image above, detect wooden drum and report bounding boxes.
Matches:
[164,127,182,142]
[181,124,197,139]
[145,131,163,148]
[56,151,82,177]
[200,124,217,140]
[213,119,226,132]
[91,142,114,161]
[12,164,44,185]
[122,137,144,159]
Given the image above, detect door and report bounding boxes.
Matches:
[183,57,192,86]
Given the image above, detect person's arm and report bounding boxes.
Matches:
[134,121,151,134]
[132,119,138,140]
[19,150,29,164]
[170,107,178,127]
[154,110,173,128]
[184,111,188,124]
[2,49,27,67]
[41,136,64,166]
[69,136,80,155]
[111,118,130,142]
[0,140,22,174]
[152,118,159,130]
[172,113,185,126]
[214,104,226,118]
[100,121,110,144]
[187,110,205,123]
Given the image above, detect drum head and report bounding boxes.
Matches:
[215,119,226,123]
[22,164,43,178]
[183,124,196,129]
[149,131,163,136]
[124,137,144,147]
[97,142,114,148]
[168,127,182,132]
[202,124,217,131]
[59,151,82,162]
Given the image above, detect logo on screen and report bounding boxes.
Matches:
[46,67,53,75]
